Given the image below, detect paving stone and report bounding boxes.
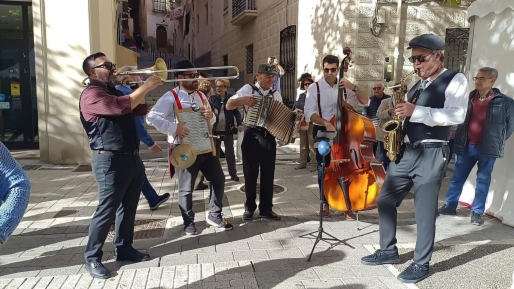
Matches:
[160,254,197,266]
[232,249,269,261]
[198,252,234,264]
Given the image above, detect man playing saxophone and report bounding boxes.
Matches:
[361,34,469,284]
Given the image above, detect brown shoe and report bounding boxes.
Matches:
[323,203,330,217]
[295,163,307,170]
[345,210,356,220]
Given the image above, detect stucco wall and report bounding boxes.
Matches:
[211,0,298,86]
[298,0,469,103]
[33,0,117,164]
[462,8,514,227]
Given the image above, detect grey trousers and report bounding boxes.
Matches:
[214,131,237,177]
[175,153,225,225]
[377,144,449,265]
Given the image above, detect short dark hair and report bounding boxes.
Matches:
[322,55,339,67]
[82,52,106,76]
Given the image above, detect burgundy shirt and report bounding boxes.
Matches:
[467,91,494,145]
[80,79,147,122]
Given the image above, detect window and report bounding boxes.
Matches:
[152,0,167,13]
[222,55,228,76]
[196,14,199,33]
[245,44,253,74]
[443,28,470,73]
[205,3,209,25]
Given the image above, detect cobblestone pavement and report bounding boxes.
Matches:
[1,158,513,289]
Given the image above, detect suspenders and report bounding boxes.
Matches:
[170,89,206,109]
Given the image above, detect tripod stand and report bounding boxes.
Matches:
[300,139,354,262]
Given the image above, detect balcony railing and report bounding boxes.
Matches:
[232,0,256,19]
[231,0,257,26]
[153,0,168,13]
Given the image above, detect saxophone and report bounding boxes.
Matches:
[382,70,418,162]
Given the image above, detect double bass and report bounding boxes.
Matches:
[323,47,386,216]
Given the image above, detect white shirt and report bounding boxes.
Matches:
[146,87,216,144]
[404,69,468,143]
[304,78,370,124]
[232,82,283,117]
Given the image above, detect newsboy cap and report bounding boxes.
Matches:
[258,64,278,75]
[407,34,445,51]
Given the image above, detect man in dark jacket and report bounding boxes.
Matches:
[439,67,514,226]
[210,79,243,181]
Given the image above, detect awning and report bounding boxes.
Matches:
[467,0,514,19]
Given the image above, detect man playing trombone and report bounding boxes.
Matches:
[79,52,163,279]
[146,60,233,235]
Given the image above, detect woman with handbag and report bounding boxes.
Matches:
[293,73,316,170]
[211,79,243,181]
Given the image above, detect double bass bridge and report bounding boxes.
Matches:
[331,159,350,164]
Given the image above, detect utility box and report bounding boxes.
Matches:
[383,56,394,83]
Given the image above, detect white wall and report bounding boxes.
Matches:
[462,8,514,226]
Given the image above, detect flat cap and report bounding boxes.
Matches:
[258,64,278,75]
[407,34,445,50]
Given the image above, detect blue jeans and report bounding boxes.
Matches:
[373,141,390,170]
[444,144,496,215]
[137,156,159,206]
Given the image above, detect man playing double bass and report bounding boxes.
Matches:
[304,54,370,218]
[361,34,468,284]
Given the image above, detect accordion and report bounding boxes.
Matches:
[244,96,303,143]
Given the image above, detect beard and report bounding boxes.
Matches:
[183,80,199,91]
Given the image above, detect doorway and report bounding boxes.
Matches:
[0,2,38,149]
[156,25,167,52]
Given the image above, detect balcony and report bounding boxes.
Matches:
[231,0,257,26]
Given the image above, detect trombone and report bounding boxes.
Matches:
[81,58,240,86]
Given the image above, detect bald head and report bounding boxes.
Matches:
[372,82,385,97]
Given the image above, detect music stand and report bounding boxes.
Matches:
[300,132,354,262]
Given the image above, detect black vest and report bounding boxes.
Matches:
[404,69,459,144]
[79,85,139,151]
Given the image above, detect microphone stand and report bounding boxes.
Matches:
[300,135,354,262]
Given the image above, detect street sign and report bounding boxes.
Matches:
[0,102,10,109]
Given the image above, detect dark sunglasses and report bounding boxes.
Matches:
[92,62,116,70]
[408,52,434,64]
[372,87,382,90]
[182,73,199,79]
[323,68,337,73]
[303,82,313,86]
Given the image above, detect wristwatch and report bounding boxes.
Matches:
[352,85,358,92]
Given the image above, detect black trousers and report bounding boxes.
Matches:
[175,151,225,225]
[241,127,276,213]
[85,153,144,263]
[378,144,449,265]
[214,131,237,177]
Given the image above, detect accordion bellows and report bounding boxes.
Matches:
[244,96,303,143]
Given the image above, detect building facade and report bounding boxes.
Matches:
[171,0,474,107]
[139,0,176,52]
[0,0,139,164]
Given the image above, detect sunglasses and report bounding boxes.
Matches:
[92,62,116,70]
[372,87,382,90]
[181,73,200,79]
[303,82,313,86]
[323,68,337,73]
[408,52,434,63]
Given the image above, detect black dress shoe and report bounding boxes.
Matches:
[243,210,254,221]
[115,248,151,262]
[231,175,239,182]
[258,211,281,220]
[85,261,111,279]
[194,183,209,190]
[397,262,430,283]
[361,249,399,265]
